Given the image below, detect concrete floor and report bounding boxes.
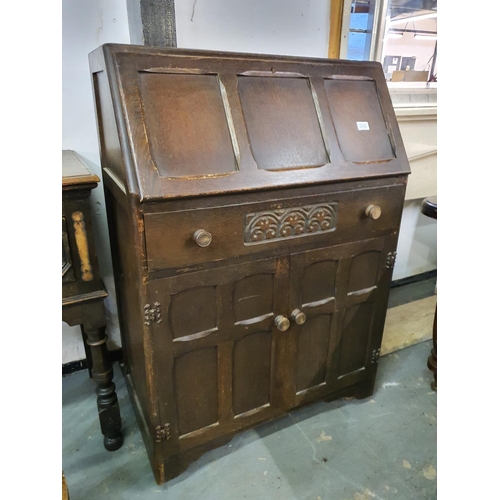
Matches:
[62,340,437,500]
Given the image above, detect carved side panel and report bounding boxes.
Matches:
[174,347,219,436]
[244,203,338,244]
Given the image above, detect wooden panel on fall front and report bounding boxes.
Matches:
[237,76,329,170]
[138,72,237,177]
[325,80,395,163]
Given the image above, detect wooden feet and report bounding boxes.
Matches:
[354,379,375,400]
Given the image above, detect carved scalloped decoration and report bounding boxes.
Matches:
[244,203,338,244]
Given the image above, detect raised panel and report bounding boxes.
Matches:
[338,303,374,376]
[233,273,274,323]
[325,80,395,163]
[295,315,332,392]
[301,260,337,305]
[139,73,236,177]
[347,251,381,292]
[237,76,328,170]
[174,347,219,435]
[170,286,217,340]
[233,331,272,415]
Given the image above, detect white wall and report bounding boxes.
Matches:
[62,0,130,363]
[394,200,436,281]
[175,0,331,57]
[62,0,436,364]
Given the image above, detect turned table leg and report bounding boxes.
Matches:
[82,313,124,451]
[427,306,437,390]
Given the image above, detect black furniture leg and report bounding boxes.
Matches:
[82,302,123,451]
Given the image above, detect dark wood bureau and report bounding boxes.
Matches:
[89,44,410,484]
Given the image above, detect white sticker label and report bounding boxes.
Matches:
[357,121,370,131]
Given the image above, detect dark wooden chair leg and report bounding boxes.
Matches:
[427,306,437,390]
[82,323,124,451]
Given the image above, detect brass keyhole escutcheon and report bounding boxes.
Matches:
[193,229,212,247]
[291,309,307,325]
[365,205,382,220]
[274,315,290,332]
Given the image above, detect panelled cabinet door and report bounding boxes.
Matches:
[286,238,392,406]
[331,238,392,392]
[286,247,339,407]
[150,257,289,455]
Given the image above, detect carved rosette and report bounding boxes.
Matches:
[244,203,338,243]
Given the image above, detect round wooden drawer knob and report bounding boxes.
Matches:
[274,315,290,332]
[291,309,307,325]
[365,205,382,220]
[193,229,212,247]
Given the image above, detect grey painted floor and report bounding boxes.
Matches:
[62,341,436,500]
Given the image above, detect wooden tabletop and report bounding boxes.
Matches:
[62,150,100,188]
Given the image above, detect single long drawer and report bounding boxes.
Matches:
[144,184,405,271]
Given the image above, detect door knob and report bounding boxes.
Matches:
[365,205,382,220]
[193,229,212,247]
[291,309,307,325]
[274,315,290,332]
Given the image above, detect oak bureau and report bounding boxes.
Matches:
[89,44,410,484]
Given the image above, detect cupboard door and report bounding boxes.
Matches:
[287,247,340,406]
[331,238,392,391]
[287,238,392,406]
[150,257,289,453]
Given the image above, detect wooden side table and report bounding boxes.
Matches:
[421,196,437,390]
[62,150,123,451]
